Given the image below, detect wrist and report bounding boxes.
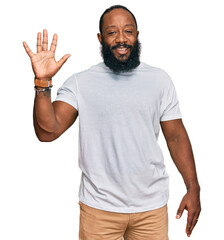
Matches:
[186,180,200,192]
[34,78,52,87]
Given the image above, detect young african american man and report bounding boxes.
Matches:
[23,5,201,240]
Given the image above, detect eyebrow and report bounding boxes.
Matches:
[105,24,136,31]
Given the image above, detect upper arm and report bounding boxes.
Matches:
[36,101,78,142]
[160,119,187,144]
[34,101,78,142]
[52,100,78,139]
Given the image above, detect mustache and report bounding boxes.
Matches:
[111,43,133,50]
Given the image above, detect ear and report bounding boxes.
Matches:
[136,30,139,38]
[97,33,102,44]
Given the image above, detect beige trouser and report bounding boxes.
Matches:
[78,201,169,240]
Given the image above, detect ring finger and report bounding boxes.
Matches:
[37,32,42,53]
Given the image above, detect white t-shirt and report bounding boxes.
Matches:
[55,62,182,213]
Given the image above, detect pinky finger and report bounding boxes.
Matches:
[23,41,34,58]
[57,54,71,68]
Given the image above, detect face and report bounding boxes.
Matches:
[98,8,140,64]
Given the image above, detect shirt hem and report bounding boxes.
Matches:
[160,114,182,122]
[78,197,168,213]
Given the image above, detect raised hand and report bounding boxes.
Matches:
[23,29,71,81]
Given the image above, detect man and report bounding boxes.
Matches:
[23,5,201,240]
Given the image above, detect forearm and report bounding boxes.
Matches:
[161,120,201,237]
[33,88,58,134]
[167,129,200,191]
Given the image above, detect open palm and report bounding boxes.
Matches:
[23,29,70,81]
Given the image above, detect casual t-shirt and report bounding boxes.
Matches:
[55,62,182,213]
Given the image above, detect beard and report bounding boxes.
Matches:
[100,38,141,74]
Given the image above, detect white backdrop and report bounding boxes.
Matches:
[1,0,223,239]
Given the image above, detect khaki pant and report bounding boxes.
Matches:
[78,201,169,240]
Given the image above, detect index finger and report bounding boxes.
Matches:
[50,33,58,53]
[23,41,34,58]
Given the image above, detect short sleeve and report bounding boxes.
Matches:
[160,76,182,121]
[54,74,79,111]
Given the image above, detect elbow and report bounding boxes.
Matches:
[33,120,59,142]
[36,134,54,142]
[166,133,191,151]
[166,134,181,147]
[34,130,58,142]
[37,136,54,142]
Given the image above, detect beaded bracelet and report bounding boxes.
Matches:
[34,85,53,95]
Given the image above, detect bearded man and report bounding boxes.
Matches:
[23,5,201,240]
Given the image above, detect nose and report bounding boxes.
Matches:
[115,31,127,44]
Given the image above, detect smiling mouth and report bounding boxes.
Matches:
[114,47,129,55]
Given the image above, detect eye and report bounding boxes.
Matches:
[108,31,116,35]
[125,30,133,34]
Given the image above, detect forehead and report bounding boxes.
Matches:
[102,8,136,30]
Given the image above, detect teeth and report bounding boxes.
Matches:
[118,48,127,51]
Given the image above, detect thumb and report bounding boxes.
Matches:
[176,199,186,219]
[57,54,71,69]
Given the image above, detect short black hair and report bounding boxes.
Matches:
[99,5,138,34]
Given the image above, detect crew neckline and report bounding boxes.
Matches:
[90,62,146,74]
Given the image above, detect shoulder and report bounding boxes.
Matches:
[61,63,99,84]
[139,62,170,77]
[138,62,172,86]
[72,62,108,80]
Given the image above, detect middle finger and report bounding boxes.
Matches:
[42,29,48,51]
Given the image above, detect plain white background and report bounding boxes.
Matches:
[0,0,223,239]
